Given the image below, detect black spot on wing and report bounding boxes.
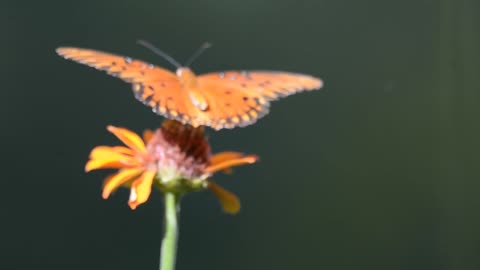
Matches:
[143,94,153,104]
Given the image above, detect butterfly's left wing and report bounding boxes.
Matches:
[56,47,196,122]
[196,71,323,129]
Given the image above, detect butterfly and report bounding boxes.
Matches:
[56,42,323,130]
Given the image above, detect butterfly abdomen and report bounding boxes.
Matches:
[175,67,210,112]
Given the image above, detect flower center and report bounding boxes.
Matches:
[146,120,212,193]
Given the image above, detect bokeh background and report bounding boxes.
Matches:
[2,0,479,269]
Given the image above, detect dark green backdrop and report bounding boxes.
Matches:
[2,0,479,269]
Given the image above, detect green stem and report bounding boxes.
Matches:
[160,192,179,270]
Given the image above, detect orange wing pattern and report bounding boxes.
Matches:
[56,47,194,122]
[195,71,322,128]
[57,47,323,130]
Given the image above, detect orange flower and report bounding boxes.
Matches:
[85,120,258,213]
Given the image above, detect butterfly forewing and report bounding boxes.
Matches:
[56,47,177,83]
[198,71,322,99]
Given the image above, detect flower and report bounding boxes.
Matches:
[85,120,258,213]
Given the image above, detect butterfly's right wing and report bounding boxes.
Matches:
[196,71,323,129]
[56,47,194,122]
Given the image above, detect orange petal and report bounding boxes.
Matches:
[102,168,144,199]
[209,152,249,174]
[204,154,258,174]
[210,152,246,165]
[208,180,241,214]
[107,126,146,153]
[143,129,154,144]
[128,170,156,210]
[101,173,120,193]
[85,155,140,172]
[90,146,135,159]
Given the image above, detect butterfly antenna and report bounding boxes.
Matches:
[184,42,212,67]
[137,40,182,68]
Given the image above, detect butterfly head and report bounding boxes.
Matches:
[176,67,197,87]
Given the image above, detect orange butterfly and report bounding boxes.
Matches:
[56,42,323,130]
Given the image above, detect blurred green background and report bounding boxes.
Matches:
[2,0,479,269]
